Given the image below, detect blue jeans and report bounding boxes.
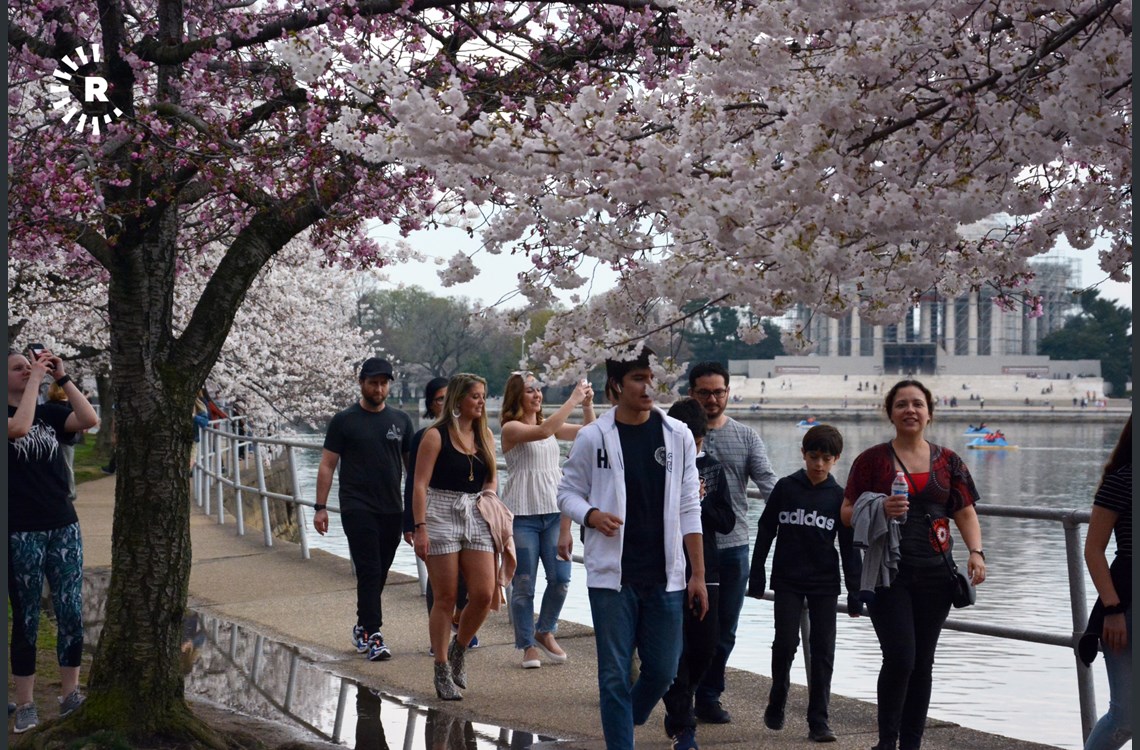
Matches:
[697,544,749,708]
[1085,606,1132,750]
[589,583,685,750]
[511,513,571,649]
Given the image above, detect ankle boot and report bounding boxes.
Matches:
[434,661,462,701]
[448,636,468,690]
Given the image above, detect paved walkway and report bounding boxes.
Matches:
[77,477,1062,750]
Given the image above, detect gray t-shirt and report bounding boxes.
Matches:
[323,403,413,514]
[703,417,777,549]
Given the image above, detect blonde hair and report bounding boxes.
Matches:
[500,372,543,427]
[47,382,69,402]
[435,373,496,481]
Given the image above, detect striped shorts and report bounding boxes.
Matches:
[425,487,495,556]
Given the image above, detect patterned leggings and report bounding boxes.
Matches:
[8,523,85,675]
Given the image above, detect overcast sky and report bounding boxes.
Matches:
[367,223,1132,314]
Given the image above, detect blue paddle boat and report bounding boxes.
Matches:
[967,432,1018,450]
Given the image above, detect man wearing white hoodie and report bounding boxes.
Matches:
[558,349,708,750]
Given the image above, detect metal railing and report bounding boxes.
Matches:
[192,418,1103,740]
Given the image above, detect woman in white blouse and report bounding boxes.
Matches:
[500,372,594,669]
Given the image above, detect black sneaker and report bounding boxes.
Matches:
[809,725,837,743]
[695,702,731,724]
[763,706,785,730]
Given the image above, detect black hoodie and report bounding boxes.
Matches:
[750,469,861,596]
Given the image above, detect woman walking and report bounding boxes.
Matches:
[841,379,985,750]
[8,347,100,732]
[1082,416,1131,750]
[500,372,594,669]
[412,373,502,700]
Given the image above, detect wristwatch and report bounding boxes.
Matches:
[969,548,985,561]
[314,504,327,512]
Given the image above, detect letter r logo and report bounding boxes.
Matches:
[84,76,109,102]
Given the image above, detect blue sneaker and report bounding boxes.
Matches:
[367,632,392,662]
[352,624,369,654]
[468,634,480,649]
[671,728,698,750]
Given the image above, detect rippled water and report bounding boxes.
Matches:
[291,414,1130,750]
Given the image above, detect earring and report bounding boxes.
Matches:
[451,408,461,419]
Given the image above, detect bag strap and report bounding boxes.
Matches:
[924,513,959,576]
[886,442,920,491]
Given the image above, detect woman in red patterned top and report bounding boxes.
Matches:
[840,379,986,750]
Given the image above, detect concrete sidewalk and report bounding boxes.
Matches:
[76,476,1061,750]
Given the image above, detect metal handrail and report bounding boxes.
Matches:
[191,418,1103,741]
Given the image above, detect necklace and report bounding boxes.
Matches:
[455,428,477,482]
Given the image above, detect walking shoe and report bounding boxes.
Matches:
[59,690,86,718]
[367,632,392,662]
[450,623,479,648]
[13,703,38,733]
[763,706,785,730]
[521,647,542,669]
[352,624,369,653]
[670,727,699,750]
[534,632,568,663]
[695,701,731,724]
[447,636,468,690]
[433,662,462,701]
[809,724,837,742]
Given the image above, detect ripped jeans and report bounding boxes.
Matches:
[509,512,571,650]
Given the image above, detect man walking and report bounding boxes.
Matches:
[314,357,414,661]
[558,349,708,750]
[688,361,777,723]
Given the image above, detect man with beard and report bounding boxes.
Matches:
[314,357,413,661]
[688,361,777,724]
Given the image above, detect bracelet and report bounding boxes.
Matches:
[1102,602,1127,616]
[584,508,598,529]
[969,548,985,561]
[313,504,326,512]
[414,522,426,530]
[54,374,72,387]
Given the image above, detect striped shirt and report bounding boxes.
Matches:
[703,417,778,549]
[501,435,562,517]
[1094,464,1132,560]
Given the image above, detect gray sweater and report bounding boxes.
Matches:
[851,491,901,599]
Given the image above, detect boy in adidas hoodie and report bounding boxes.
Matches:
[747,424,862,743]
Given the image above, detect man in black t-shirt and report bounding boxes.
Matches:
[557,349,707,750]
[314,357,413,662]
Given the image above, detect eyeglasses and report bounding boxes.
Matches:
[432,396,446,403]
[693,388,729,400]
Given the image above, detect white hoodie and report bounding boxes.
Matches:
[557,407,702,592]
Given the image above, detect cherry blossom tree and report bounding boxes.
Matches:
[7,0,1130,743]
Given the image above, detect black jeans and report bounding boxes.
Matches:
[341,511,403,633]
[662,586,721,735]
[868,565,953,750]
[769,590,837,730]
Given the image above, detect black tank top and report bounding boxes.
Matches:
[429,425,488,493]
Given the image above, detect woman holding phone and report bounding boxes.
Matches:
[8,345,99,732]
[499,372,594,669]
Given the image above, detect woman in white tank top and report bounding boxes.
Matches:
[500,372,595,669]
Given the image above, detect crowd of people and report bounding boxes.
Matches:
[10,341,1129,750]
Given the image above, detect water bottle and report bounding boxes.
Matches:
[890,471,909,526]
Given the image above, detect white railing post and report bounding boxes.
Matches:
[286,445,311,560]
[230,422,245,536]
[254,442,273,547]
[214,427,225,524]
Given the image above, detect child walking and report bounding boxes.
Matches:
[747,424,862,743]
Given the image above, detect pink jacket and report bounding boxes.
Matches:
[476,490,517,611]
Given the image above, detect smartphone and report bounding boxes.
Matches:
[27,343,45,359]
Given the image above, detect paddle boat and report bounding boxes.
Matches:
[796,417,819,429]
[967,431,1019,450]
[964,423,994,436]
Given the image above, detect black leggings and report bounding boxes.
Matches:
[868,565,952,750]
[662,586,721,735]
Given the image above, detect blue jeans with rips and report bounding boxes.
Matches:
[589,583,685,750]
[696,543,749,709]
[510,512,572,649]
[1085,605,1132,750]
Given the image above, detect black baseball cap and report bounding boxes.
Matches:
[359,357,395,380]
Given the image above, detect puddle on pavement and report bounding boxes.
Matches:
[83,572,561,749]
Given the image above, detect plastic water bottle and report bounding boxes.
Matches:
[890,471,909,526]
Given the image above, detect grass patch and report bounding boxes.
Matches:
[73,439,111,486]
